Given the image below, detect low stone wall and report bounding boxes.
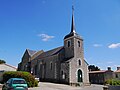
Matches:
[0,84,3,88]
[109,85,120,90]
[103,85,120,90]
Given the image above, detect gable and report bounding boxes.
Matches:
[22,50,30,62]
[22,49,37,62]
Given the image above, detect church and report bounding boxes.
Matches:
[18,7,89,86]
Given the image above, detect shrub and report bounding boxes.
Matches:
[105,79,120,86]
[2,71,38,87]
[34,80,38,87]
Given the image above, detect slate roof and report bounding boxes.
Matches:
[61,57,73,63]
[89,70,113,74]
[84,59,89,65]
[115,70,120,73]
[89,70,107,73]
[64,32,82,40]
[31,50,44,60]
[27,49,37,56]
[35,46,64,60]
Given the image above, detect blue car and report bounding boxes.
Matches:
[2,78,28,90]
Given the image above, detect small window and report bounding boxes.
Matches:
[78,41,80,47]
[61,71,63,75]
[116,74,118,78]
[78,60,81,66]
[67,40,71,47]
[50,62,52,70]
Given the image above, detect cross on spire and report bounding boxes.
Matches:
[72,5,74,12]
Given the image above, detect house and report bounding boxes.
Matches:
[18,7,89,86]
[0,63,17,82]
[89,67,114,84]
[114,67,120,80]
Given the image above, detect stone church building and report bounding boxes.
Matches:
[18,8,89,86]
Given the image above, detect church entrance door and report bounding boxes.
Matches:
[77,69,83,82]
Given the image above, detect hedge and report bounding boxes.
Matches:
[105,79,120,86]
[2,71,38,87]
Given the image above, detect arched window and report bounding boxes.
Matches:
[67,40,71,47]
[77,69,83,82]
[61,70,65,79]
[78,41,80,47]
[78,60,81,66]
[54,63,57,79]
[35,65,37,75]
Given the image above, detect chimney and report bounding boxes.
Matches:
[107,67,111,71]
[117,67,120,70]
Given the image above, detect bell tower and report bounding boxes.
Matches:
[64,6,84,59]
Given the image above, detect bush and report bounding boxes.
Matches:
[2,71,38,87]
[34,80,38,87]
[105,79,120,86]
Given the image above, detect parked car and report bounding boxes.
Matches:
[2,78,28,90]
[35,78,39,82]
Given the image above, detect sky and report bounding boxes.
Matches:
[0,0,120,71]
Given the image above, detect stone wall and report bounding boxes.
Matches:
[103,85,120,90]
[109,86,120,90]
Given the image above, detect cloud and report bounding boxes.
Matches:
[93,44,102,47]
[108,43,120,49]
[38,34,54,41]
[107,62,113,64]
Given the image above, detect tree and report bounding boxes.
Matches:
[88,65,100,71]
[0,59,6,64]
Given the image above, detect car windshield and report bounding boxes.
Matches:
[13,80,26,84]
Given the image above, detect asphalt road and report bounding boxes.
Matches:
[29,82,104,90]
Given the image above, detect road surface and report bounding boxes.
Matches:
[29,82,104,90]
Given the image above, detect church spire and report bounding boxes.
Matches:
[64,4,81,40]
[71,5,76,33]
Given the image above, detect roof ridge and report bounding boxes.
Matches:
[44,46,63,53]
